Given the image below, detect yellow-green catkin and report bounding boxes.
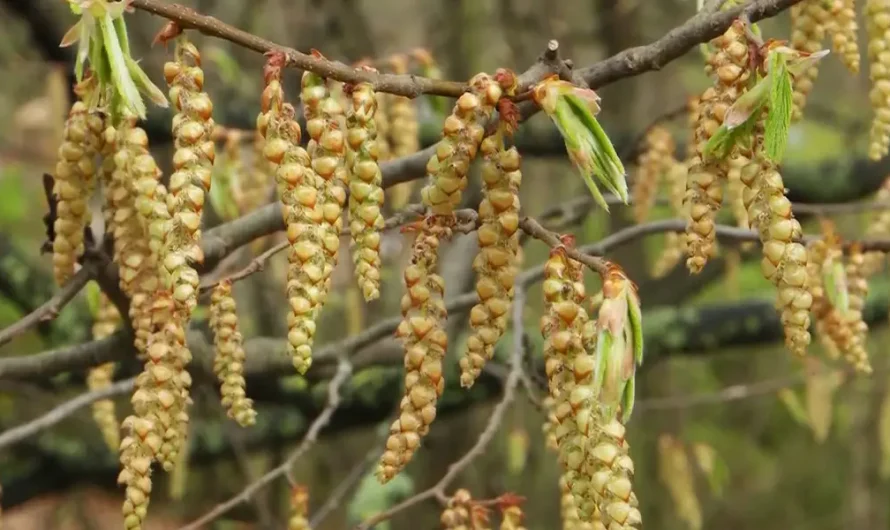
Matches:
[862,176,890,275]
[237,130,275,215]
[163,36,215,317]
[210,280,257,426]
[540,243,598,519]
[828,0,861,73]
[108,118,162,356]
[345,74,386,301]
[845,244,871,369]
[791,0,830,120]
[588,419,641,530]
[631,126,675,223]
[118,415,156,530]
[866,0,890,159]
[259,63,325,375]
[377,221,449,483]
[288,485,309,530]
[740,116,813,357]
[651,161,689,278]
[806,237,841,359]
[88,292,122,452]
[685,21,750,273]
[386,54,420,210]
[421,73,504,215]
[302,70,348,309]
[441,489,490,529]
[560,475,601,530]
[52,83,104,286]
[460,128,522,388]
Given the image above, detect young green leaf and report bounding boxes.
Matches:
[763,51,792,162]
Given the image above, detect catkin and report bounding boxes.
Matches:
[862,176,890,275]
[588,419,641,530]
[791,0,830,120]
[88,292,122,452]
[288,485,309,530]
[500,505,528,530]
[867,0,890,159]
[828,0,861,73]
[421,73,504,215]
[345,75,386,301]
[118,415,157,530]
[846,244,871,360]
[652,161,689,278]
[541,243,599,519]
[109,119,162,355]
[685,22,750,273]
[460,130,522,388]
[52,90,104,286]
[740,117,813,357]
[210,280,257,426]
[302,70,348,311]
[560,474,602,530]
[806,238,841,359]
[163,36,215,317]
[236,130,275,215]
[386,54,420,210]
[377,220,449,483]
[260,62,325,375]
[631,126,675,223]
[441,489,489,530]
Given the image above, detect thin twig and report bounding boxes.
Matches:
[0,267,91,348]
[178,358,353,530]
[354,286,526,529]
[0,376,135,451]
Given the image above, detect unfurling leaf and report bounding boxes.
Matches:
[778,388,809,426]
[823,260,850,316]
[594,263,643,422]
[763,50,792,162]
[533,76,627,211]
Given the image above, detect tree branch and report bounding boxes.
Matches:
[0,267,91,348]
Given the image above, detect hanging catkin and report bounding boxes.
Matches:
[163,34,215,317]
[866,0,890,159]
[52,80,104,286]
[377,219,450,483]
[460,125,522,388]
[345,73,386,301]
[210,280,257,426]
[88,292,122,452]
[791,0,830,120]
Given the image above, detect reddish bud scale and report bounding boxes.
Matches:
[540,247,599,518]
[685,22,750,274]
[377,221,450,483]
[301,72,347,316]
[345,79,386,301]
[164,36,215,317]
[460,131,522,388]
[210,280,257,426]
[421,72,503,216]
[88,293,123,453]
[261,71,326,375]
[52,97,104,286]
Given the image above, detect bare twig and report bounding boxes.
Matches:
[0,267,90,348]
[0,376,135,451]
[178,358,353,530]
[354,286,526,530]
[636,372,805,411]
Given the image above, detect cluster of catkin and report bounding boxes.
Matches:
[460,125,522,388]
[421,73,504,215]
[541,246,641,529]
[259,61,326,375]
[806,229,871,372]
[210,280,257,426]
[631,126,676,223]
[790,0,830,119]
[52,80,105,286]
[377,220,449,483]
[866,0,890,159]
[738,116,813,357]
[88,292,123,452]
[684,22,750,273]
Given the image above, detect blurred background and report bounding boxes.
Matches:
[1,0,889,529]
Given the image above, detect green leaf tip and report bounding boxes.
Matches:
[532,76,627,212]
